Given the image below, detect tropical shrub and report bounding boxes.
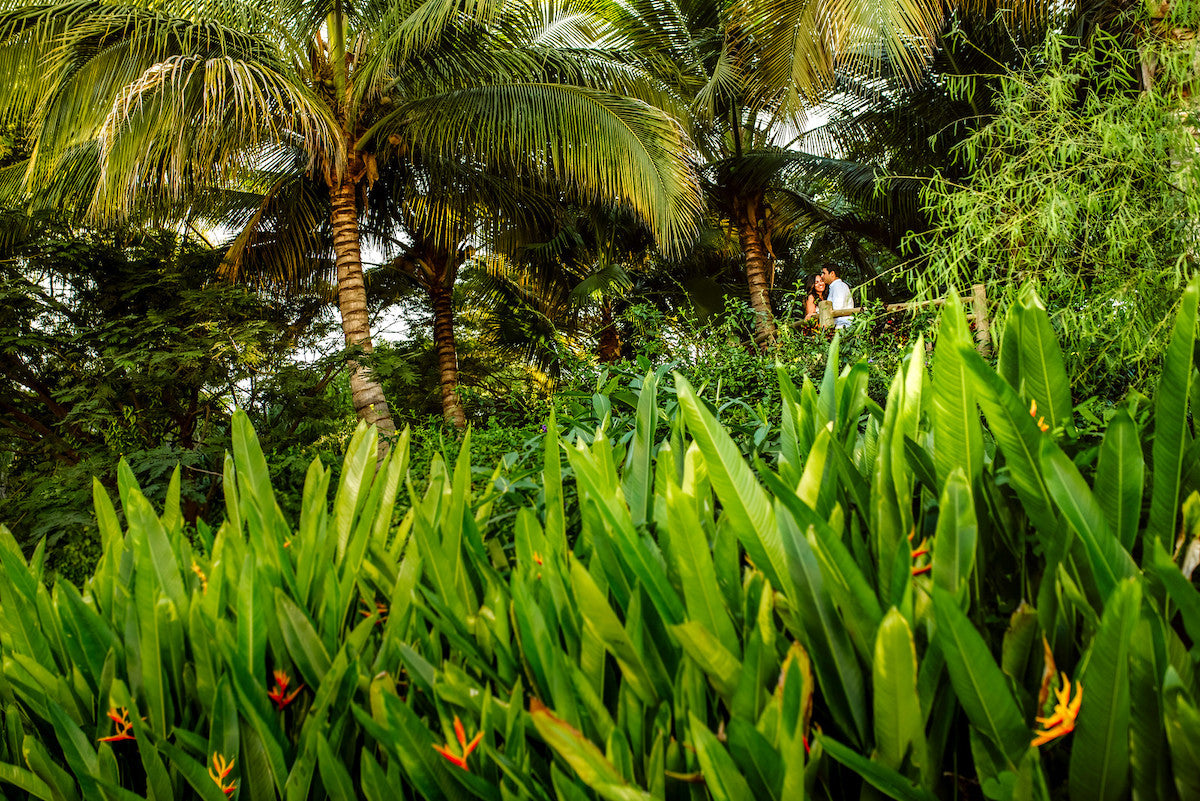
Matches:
[0,278,1198,799]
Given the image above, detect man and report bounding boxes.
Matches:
[820,266,854,328]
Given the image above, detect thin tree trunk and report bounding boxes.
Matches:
[330,179,397,437]
[734,198,777,349]
[429,279,466,430]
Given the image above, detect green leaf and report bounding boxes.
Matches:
[530,701,654,801]
[569,560,659,706]
[1148,537,1200,645]
[688,714,755,801]
[1012,286,1073,431]
[725,719,782,801]
[961,346,1058,537]
[622,371,658,527]
[1069,579,1138,801]
[664,481,739,657]
[157,738,232,801]
[1163,669,1200,799]
[1094,408,1144,551]
[778,501,868,747]
[931,588,1030,771]
[1128,616,1173,801]
[275,590,332,691]
[671,621,741,702]
[932,292,984,487]
[873,609,929,785]
[820,736,939,801]
[333,422,375,562]
[931,469,978,606]
[0,761,52,800]
[1040,438,1137,606]
[1148,275,1200,547]
[317,733,357,801]
[674,373,787,595]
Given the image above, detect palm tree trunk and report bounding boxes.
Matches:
[596,300,621,363]
[734,198,777,349]
[330,179,397,436]
[429,279,466,430]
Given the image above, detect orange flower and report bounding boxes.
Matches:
[909,529,932,576]
[359,597,389,625]
[433,715,484,771]
[1032,672,1083,746]
[1029,399,1049,433]
[190,561,209,594]
[267,670,304,711]
[98,707,135,743]
[209,752,237,796]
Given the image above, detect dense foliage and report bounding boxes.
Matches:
[913,23,1200,397]
[0,286,1198,799]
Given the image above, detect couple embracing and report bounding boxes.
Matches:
[804,266,854,328]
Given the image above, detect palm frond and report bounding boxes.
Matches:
[366,82,702,255]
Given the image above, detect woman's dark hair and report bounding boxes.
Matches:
[805,275,826,298]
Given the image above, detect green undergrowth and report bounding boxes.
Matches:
[4,284,1200,799]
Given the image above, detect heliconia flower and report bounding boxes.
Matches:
[359,597,388,625]
[1032,672,1083,747]
[908,529,932,576]
[98,707,135,743]
[267,670,304,711]
[433,715,484,771]
[1029,399,1049,432]
[190,561,209,594]
[209,752,237,796]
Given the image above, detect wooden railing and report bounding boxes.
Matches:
[815,283,991,356]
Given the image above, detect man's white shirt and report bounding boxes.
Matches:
[828,279,853,328]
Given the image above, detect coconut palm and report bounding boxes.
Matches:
[602,0,1057,347]
[0,0,702,434]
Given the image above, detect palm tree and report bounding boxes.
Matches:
[605,0,1056,347]
[0,0,701,434]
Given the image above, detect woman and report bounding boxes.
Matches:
[804,274,827,320]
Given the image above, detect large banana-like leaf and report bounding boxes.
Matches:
[931,291,983,488]
[931,588,1030,771]
[531,701,655,801]
[622,371,658,527]
[1128,616,1174,801]
[819,736,939,801]
[689,714,756,801]
[1068,578,1139,801]
[1162,669,1200,799]
[1148,277,1200,547]
[1094,407,1144,552]
[569,560,661,707]
[543,410,567,553]
[778,501,868,747]
[776,365,804,487]
[674,373,788,595]
[872,609,929,786]
[1011,286,1073,431]
[1040,438,1137,607]
[960,346,1058,537]
[664,482,739,657]
[567,442,684,626]
[761,467,881,662]
[931,468,977,606]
